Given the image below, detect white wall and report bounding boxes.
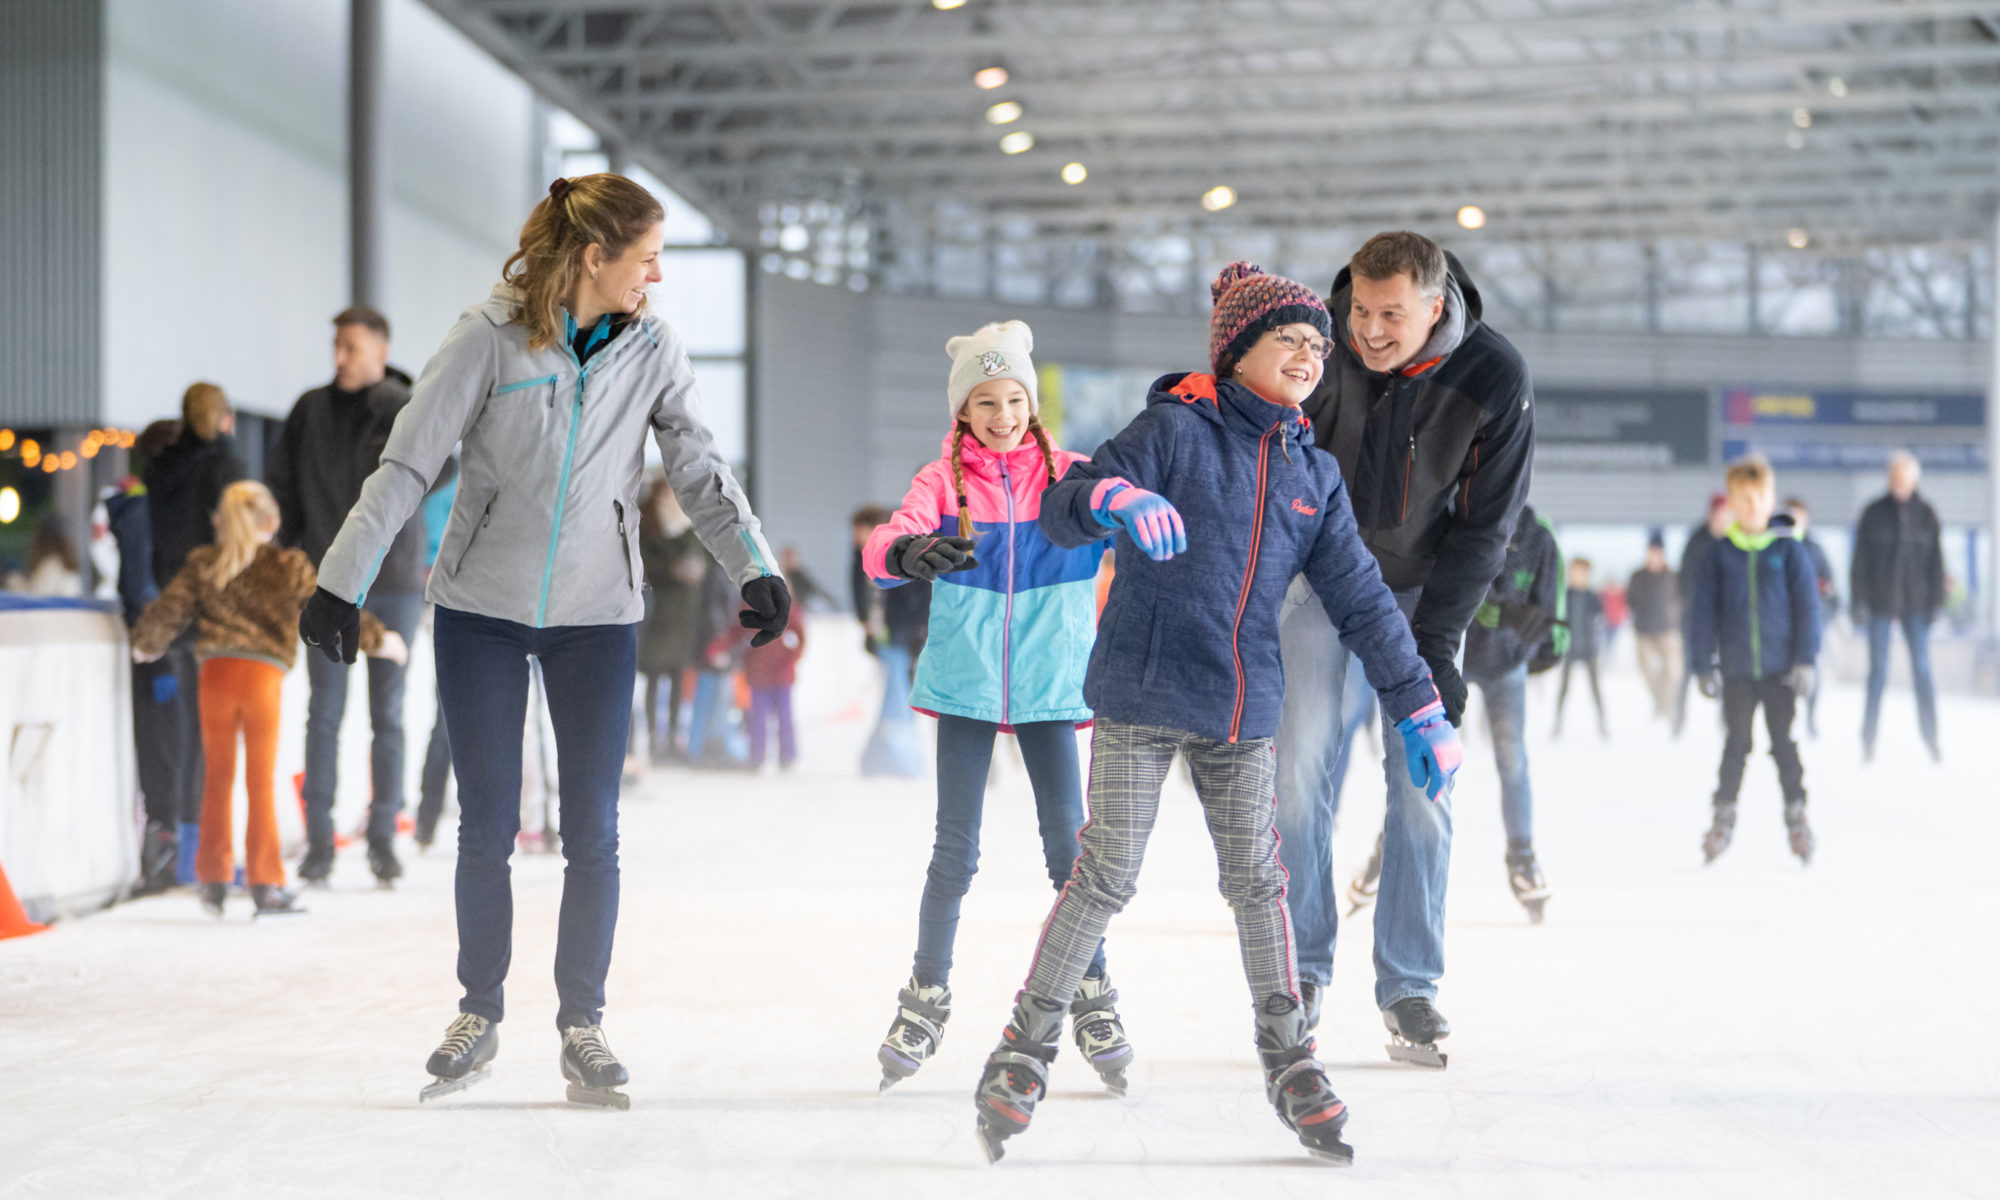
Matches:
[101,0,535,426]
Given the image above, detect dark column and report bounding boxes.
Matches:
[349,0,386,307]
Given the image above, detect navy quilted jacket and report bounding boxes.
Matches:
[1685,523,1823,681]
[1040,372,1437,743]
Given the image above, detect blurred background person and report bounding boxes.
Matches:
[1552,555,1608,740]
[1674,494,1731,737]
[637,479,707,765]
[1627,532,1682,724]
[1851,452,1946,763]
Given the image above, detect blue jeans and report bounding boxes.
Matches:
[433,606,636,1030]
[1473,663,1533,846]
[1863,614,1939,751]
[302,590,424,850]
[914,715,1105,986]
[1275,580,1452,1008]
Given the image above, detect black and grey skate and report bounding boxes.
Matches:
[135,823,180,897]
[1070,971,1134,1095]
[1784,799,1815,865]
[413,810,438,852]
[198,882,227,919]
[367,839,403,889]
[1301,980,1324,1033]
[561,1025,631,1109]
[1345,830,1385,916]
[1256,993,1353,1164]
[421,1013,497,1102]
[249,884,306,917]
[1702,802,1738,865]
[297,842,333,888]
[1383,996,1450,1069]
[973,991,1065,1164]
[877,977,951,1092]
[1506,842,1551,924]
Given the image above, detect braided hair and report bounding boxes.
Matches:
[949,418,1059,540]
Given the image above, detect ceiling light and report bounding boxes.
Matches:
[974,67,1009,90]
[1785,129,1806,150]
[1792,107,1812,128]
[1786,227,1810,250]
[986,101,1023,125]
[931,0,966,9]
[1201,185,1236,212]
[1827,76,1848,97]
[0,429,13,452]
[1456,205,1487,230]
[998,130,1035,154]
[1061,161,1087,185]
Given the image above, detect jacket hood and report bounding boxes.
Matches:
[1145,371,1315,449]
[938,429,1066,479]
[1328,250,1483,373]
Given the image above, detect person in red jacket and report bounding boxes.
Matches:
[743,608,805,770]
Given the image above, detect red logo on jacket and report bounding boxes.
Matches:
[1291,498,1319,516]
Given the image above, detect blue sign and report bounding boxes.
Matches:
[1720,438,1987,471]
[1722,389,1985,428]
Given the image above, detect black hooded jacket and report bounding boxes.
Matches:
[143,427,246,586]
[1302,253,1535,661]
[267,367,429,595]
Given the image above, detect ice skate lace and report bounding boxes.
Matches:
[1077,1015,1122,1047]
[564,1026,619,1070]
[438,1014,485,1056]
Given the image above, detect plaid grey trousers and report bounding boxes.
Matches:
[1023,719,1301,1006]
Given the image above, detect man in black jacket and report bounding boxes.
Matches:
[268,306,429,886]
[1851,452,1946,761]
[1275,232,1533,1052]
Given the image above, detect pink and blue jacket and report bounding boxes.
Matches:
[864,431,1106,728]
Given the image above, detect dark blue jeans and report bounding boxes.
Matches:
[434,606,637,1030]
[914,715,1106,987]
[302,590,424,849]
[1863,614,1939,752]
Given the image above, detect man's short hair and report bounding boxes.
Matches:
[851,505,891,529]
[180,382,231,441]
[1350,231,1448,298]
[333,305,391,341]
[1724,453,1774,493]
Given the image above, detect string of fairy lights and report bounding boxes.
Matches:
[0,427,138,525]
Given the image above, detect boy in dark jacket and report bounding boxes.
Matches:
[1552,556,1608,739]
[1686,455,1823,865]
[1461,504,1565,921]
[970,264,1459,1165]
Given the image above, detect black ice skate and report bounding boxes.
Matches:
[250,884,307,917]
[877,977,951,1093]
[1506,842,1551,924]
[198,882,227,919]
[421,1013,497,1103]
[1256,994,1353,1164]
[1383,996,1450,1069]
[1784,800,1815,866]
[1702,802,1737,865]
[297,842,333,889]
[973,991,1065,1164]
[1345,831,1385,916]
[561,1025,631,1110]
[367,839,403,890]
[1070,971,1134,1095]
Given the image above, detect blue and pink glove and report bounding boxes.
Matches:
[1090,477,1187,561]
[1395,698,1463,802]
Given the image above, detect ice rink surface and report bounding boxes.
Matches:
[4,628,1997,1200]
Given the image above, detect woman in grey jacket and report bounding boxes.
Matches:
[301,174,790,1107]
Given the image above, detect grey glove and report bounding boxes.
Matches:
[889,534,978,582]
[1696,670,1720,700]
[1786,663,1816,695]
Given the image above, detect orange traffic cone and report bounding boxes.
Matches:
[0,858,49,940]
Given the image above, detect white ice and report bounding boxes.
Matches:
[3,621,1997,1199]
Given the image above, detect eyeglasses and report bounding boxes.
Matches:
[1269,328,1333,359]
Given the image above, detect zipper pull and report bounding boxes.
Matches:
[615,500,626,536]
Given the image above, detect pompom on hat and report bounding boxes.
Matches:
[1208,261,1332,374]
[946,320,1038,425]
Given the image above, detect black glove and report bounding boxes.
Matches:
[1414,627,1468,727]
[888,534,978,582]
[739,576,793,649]
[300,587,362,664]
[1696,670,1721,699]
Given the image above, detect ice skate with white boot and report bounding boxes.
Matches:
[1069,970,1134,1095]
[561,1024,630,1109]
[1345,830,1384,917]
[973,991,1066,1163]
[1256,993,1353,1164]
[1784,799,1815,866]
[420,1013,496,1103]
[1506,841,1551,924]
[1383,995,1450,1069]
[250,884,307,918]
[876,976,950,1093]
[1702,801,1737,865]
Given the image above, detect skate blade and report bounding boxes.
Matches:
[1306,1138,1355,1165]
[1097,1070,1128,1097]
[420,1063,491,1103]
[1385,1039,1448,1069]
[1524,898,1548,925]
[566,1082,631,1110]
[878,1073,901,1094]
[975,1122,1007,1165]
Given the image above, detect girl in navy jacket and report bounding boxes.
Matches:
[970,264,1463,1166]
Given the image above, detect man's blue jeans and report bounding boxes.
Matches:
[1863,614,1939,752]
[1274,579,1452,1009]
[1472,663,1533,846]
[434,606,636,1030]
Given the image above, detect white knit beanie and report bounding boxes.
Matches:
[945,320,1038,425]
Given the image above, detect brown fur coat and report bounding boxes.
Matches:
[133,543,383,669]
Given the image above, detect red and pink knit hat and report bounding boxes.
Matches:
[1208,261,1332,373]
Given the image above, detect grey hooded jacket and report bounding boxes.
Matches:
[317,286,776,628]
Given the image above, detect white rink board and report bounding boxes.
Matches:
[1,632,1997,1200]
